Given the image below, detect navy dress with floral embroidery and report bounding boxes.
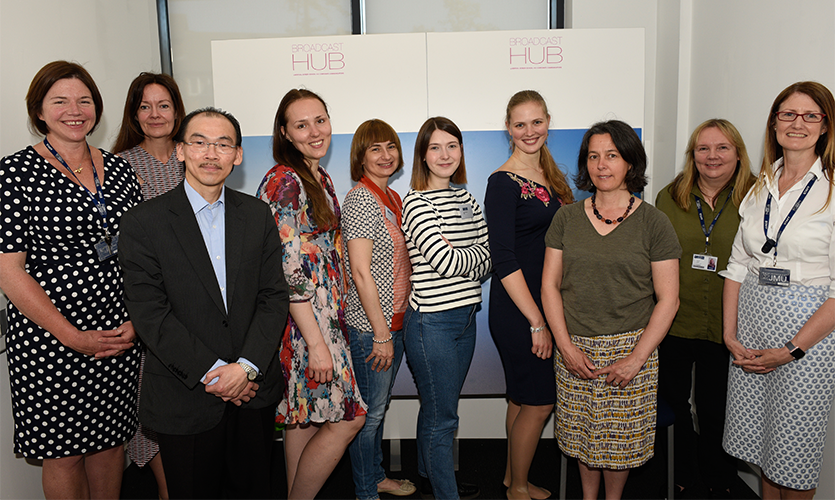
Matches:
[484,171,562,405]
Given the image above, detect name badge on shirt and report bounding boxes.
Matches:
[691,253,717,272]
[459,204,473,219]
[384,206,397,225]
[94,234,119,261]
[759,267,790,287]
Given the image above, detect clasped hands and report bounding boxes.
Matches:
[558,342,644,388]
[726,337,792,374]
[203,364,258,406]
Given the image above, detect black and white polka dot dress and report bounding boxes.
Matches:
[1,146,141,459]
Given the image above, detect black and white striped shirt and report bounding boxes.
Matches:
[402,188,491,312]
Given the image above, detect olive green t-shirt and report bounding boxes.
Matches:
[655,184,740,344]
[544,200,681,337]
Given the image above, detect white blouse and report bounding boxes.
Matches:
[722,157,835,299]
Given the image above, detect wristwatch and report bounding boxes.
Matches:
[785,341,806,360]
[237,361,258,381]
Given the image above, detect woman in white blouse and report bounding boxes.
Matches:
[721,81,835,498]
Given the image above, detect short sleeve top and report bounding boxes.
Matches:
[342,178,411,331]
[544,201,681,337]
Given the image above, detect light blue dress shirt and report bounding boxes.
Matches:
[184,180,258,384]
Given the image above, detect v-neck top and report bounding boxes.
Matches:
[544,199,681,336]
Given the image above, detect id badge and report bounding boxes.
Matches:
[459,204,473,219]
[94,234,119,261]
[384,206,397,225]
[691,253,718,272]
[758,267,790,286]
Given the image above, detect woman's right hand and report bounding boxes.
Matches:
[723,330,754,362]
[306,341,334,383]
[557,341,596,379]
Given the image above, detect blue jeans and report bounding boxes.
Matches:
[404,304,478,500]
[347,326,405,500]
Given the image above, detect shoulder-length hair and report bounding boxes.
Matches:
[667,119,755,211]
[411,117,467,191]
[26,61,103,136]
[755,81,835,208]
[574,120,647,194]
[272,88,336,228]
[350,119,404,182]
[505,90,574,204]
[112,72,186,153]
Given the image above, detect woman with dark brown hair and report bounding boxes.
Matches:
[257,88,365,499]
[0,61,142,499]
[542,120,680,500]
[112,71,186,500]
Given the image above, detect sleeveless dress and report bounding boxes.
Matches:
[257,165,366,424]
[1,146,142,458]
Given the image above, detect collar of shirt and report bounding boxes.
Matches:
[184,178,226,213]
[766,156,823,199]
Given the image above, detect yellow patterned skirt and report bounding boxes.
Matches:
[554,328,657,469]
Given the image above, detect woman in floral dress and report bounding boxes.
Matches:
[257,88,365,500]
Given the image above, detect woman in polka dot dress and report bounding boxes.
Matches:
[0,61,142,498]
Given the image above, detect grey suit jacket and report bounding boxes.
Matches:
[119,182,289,435]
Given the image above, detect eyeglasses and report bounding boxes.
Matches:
[774,111,826,123]
[183,140,238,155]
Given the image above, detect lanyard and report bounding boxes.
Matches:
[43,138,112,244]
[695,188,733,253]
[761,175,817,264]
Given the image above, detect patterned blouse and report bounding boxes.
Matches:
[342,176,411,332]
[118,144,183,200]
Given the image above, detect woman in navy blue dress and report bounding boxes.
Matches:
[485,90,574,500]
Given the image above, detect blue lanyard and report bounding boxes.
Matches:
[695,188,733,253]
[761,175,817,261]
[43,138,112,243]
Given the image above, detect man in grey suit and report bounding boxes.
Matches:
[119,107,289,498]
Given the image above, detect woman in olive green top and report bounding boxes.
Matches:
[654,119,755,498]
[542,120,681,500]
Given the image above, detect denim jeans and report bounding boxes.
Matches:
[404,304,478,500]
[347,326,405,500]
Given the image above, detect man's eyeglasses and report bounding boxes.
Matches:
[183,140,238,155]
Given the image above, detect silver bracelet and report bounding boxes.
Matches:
[530,325,546,334]
[373,333,394,344]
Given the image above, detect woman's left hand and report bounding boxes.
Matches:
[732,347,790,373]
[95,321,137,359]
[366,337,394,372]
[594,353,645,388]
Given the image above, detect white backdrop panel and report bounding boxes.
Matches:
[426,29,644,131]
[211,33,427,136]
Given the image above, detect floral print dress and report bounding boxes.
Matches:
[257,165,367,424]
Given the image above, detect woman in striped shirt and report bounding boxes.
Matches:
[402,116,491,499]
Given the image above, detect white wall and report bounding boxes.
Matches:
[0,1,161,497]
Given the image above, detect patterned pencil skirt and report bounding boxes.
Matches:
[555,328,657,469]
[723,273,835,490]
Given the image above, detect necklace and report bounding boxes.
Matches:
[592,193,635,224]
[72,165,84,173]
